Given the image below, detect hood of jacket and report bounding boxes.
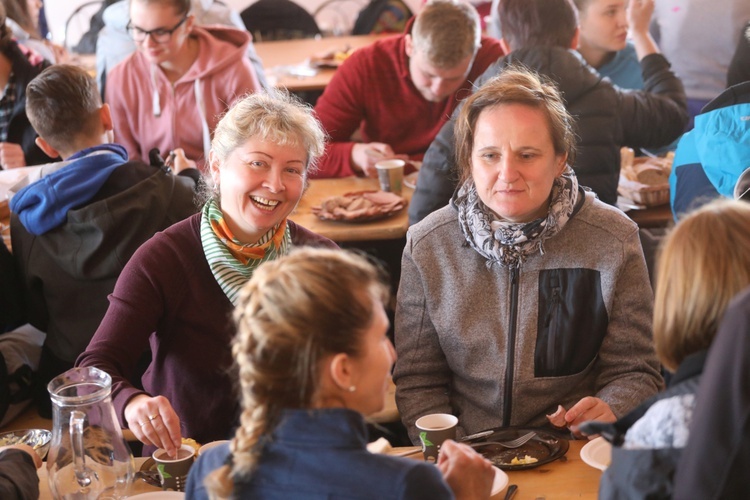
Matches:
[23,165,196,280]
[484,46,602,107]
[158,25,251,82]
[10,145,128,236]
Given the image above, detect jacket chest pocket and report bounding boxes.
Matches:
[534,268,608,377]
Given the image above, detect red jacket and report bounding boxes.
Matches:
[313,26,504,178]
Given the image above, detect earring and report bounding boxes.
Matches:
[348,385,356,393]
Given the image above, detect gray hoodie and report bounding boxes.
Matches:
[394,191,663,443]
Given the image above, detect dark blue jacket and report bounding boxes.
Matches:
[670,81,750,221]
[186,408,453,500]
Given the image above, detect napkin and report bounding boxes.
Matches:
[366,437,392,454]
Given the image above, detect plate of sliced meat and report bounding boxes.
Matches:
[312,190,407,222]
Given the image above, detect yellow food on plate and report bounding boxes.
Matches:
[182,438,201,452]
[510,454,538,465]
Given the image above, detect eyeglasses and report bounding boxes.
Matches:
[127,16,188,44]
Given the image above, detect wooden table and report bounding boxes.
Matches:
[389,440,600,499]
[254,34,389,92]
[38,456,159,500]
[34,440,599,499]
[625,203,674,229]
[290,177,412,242]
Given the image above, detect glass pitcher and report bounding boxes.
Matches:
[47,367,134,499]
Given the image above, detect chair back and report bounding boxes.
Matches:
[63,0,106,53]
[240,0,321,42]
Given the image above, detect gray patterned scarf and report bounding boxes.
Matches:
[453,166,579,268]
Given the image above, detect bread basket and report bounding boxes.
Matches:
[618,149,673,207]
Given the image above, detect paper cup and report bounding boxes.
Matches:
[152,444,195,491]
[198,440,230,456]
[415,413,458,463]
[375,159,405,195]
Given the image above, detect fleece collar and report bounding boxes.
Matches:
[10,144,128,235]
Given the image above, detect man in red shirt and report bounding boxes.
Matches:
[313,0,504,178]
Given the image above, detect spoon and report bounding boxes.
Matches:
[504,484,518,500]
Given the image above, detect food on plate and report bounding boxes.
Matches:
[509,454,538,465]
[312,190,406,222]
[311,46,356,67]
[181,437,201,452]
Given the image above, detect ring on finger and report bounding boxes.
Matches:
[139,421,148,427]
[148,414,160,421]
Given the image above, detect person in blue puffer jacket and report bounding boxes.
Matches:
[669,81,750,221]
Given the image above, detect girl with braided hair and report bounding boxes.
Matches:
[186,248,495,500]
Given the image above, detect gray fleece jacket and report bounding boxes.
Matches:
[394,191,663,444]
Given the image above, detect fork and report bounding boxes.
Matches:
[495,431,537,449]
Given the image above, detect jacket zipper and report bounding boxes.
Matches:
[548,280,561,369]
[503,265,520,427]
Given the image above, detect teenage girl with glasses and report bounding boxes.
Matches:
[106,0,262,172]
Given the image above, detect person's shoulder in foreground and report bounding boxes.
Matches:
[186,438,451,500]
[0,445,41,500]
[674,286,750,499]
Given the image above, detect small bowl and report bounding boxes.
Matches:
[0,429,52,460]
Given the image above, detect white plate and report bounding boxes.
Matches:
[404,171,419,190]
[580,436,611,471]
[491,465,509,496]
[127,492,185,499]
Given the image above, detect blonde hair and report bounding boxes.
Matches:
[654,199,750,372]
[204,90,327,200]
[454,66,577,184]
[411,0,481,69]
[204,248,390,498]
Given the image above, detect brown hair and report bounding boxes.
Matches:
[128,0,191,16]
[0,3,11,49]
[411,0,481,69]
[497,0,578,50]
[454,66,577,184]
[571,0,593,10]
[25,65,103,153]
[653,199,750,372]
[1,0,37,39]
[204,248,390,498]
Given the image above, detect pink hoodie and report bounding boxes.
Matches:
[106,25,261,170]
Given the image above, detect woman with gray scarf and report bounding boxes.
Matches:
[394,67,663,445]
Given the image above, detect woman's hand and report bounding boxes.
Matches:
[0,444,42,469]
[437,440,494,500]
[124,394,182,457]
[546,397,616,438]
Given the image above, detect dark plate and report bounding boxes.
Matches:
[469,429,569,471]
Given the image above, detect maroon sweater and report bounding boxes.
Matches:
[76,213,336,448]
[312,28,504,178]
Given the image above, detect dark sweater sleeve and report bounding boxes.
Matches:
[727,23,750,87]
[618,53,689,148]
[75,223,193,423]
[408,115,460,225]
[0,449,39,500]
